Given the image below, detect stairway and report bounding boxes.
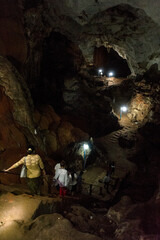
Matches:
[95,118,139,181]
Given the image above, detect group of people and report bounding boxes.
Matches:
[53,160,83,197]
[4,147,83,197]
[4,146,115,197]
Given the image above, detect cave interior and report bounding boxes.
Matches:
[0,1,160,240]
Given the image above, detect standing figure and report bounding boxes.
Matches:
[68,170,78,196]
[5,146,46,195]
[54,161,68,197]
[103,173,111,194]
[53,160,66,190]
[110,161,115,175]
[107,161,115,176]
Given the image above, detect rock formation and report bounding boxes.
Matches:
[0,1,160,239]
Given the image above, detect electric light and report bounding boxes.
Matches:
[120,106,128,119]
[83,144,89,150]
[83,143,89,170]
[108,71,114,77]
[121,106,127,112]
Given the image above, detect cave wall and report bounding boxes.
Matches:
[0,0,27,64]
[93,47,131,77]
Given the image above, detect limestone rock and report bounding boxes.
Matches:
[0,56,45,150]
[24,213,102,240]
[58,121,88,147]
[115,219,144,240]
[63,76,119,136]
[107,196,133,223]
[65,205,116,239]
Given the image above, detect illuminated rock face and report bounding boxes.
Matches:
[46,0,160,25]
[0,0,160,76]
[42,0,160,75]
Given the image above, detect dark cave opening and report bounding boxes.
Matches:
[32,31,84,112]
[93,46,131,77]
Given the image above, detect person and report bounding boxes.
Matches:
[53,160,66,190]
[110,161,115,175]
[54,160,66,175]
[5,146,46,195]
[103,173,111,194]
[54,161,68,197]
[107,161,115,176]
[68,170,78,196]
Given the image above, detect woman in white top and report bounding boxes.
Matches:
[54,161,68,196]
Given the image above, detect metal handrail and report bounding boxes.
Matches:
[0,171,117,197]
[0,170,19,175]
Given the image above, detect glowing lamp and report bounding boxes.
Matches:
[98,69,103,76]
[108,72,114,77]
[120,106,128,119]
[83,143,89,170]
[83,144,89,150]
[121,106,127,112]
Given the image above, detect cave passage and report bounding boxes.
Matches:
[32,31,84,112]
[93,46,131,77]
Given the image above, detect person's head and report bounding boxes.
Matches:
[79,170,84,176]
[60,160,66,168]
[27,146,35,155]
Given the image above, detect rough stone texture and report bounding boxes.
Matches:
[63,76,120,136]
[24,213,102,240]
[107,196,144,239]
[0,56,45,151]
[46,0,160,26]
[34,104,89,154]
[65,205,116,239]
[43,0,160,75]
[57,121,89,148]
[0,0,160,80]
[0,56,90,179]
[0,1,160,239]
[127,93,152,123]
[0,190,103,240]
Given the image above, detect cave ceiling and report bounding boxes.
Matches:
[42,0,160,75]
[0,0,159,75]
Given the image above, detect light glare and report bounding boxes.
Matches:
[121,106,127,112]
[108,72,114,77]
[83,144,89,150]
